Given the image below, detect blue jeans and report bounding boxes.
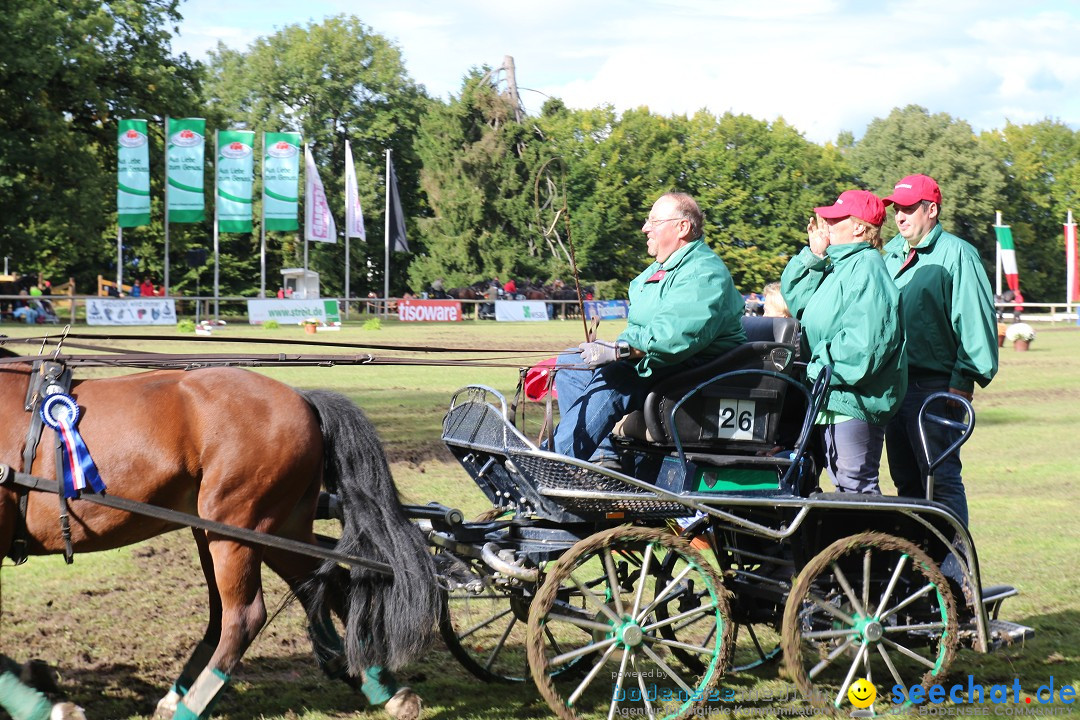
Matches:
[885,376,968,526]
[552,352,654,463]
[821,419,885,494]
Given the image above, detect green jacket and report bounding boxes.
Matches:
[882,225,998,393]
[781,243,907,424]
[618,238,746,378]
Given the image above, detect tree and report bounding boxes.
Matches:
[0,0,201,288]
[847,106,1007,272]
[203,15,429,297]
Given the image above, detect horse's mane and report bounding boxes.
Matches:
[0,345,22,358]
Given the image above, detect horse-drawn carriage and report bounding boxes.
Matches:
[0,317,1033,719]
[428,314,1035,718]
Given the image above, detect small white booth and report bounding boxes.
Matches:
[281,268,320,299]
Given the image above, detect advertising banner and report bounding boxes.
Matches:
[344,140,366,240]
[495,300,549,322]
[86,298,177,326]
[217,130,255,233]
[165,117,206,223]
[397,299,462,322]
[117,119,151,227]
[304,144,337,243]
[584,300,630,320]
[263,132,301,231]
[247,299,341,325]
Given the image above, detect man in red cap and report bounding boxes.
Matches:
[881,174,998,527]
[781,190,907,494]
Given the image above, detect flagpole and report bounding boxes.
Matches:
[260,132,266,298]
[163,116,170,296]
[344,140,351,321]
[213,129,220,321]
[303,145,309,296]
[994,210,1003,298]
[1068,209,1077,307]
[116,226,123,290]
[384,148,391,316]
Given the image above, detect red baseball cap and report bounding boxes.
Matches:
[814,190,885,226]
[882,174,942,207]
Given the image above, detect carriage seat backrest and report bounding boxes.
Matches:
[615,316,801,451]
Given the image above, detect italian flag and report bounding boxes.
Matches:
[1066,212,1079,303]
[994,224,1022,299]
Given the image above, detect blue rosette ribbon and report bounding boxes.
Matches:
[40,393,106,499]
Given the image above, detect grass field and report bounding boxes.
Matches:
[1,318,1078,719]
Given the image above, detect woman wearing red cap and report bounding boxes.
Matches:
[781,190,907,494]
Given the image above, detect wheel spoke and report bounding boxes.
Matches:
[642,602,716,634]
[547,612,618,634]
[456,606,513,640]
[545,624,568,659]
[603,548,625,617]
[647,635,715,657]
[638,563,695,621]
[862,549,872,616]
[631,543,655,619]
[801,627,860,641]
[807,592,857,626]
[874,554,909,616]
[607,649,632,720]
[633,655,657,720]
[567,642,620,706]
[483,615,516,670]
[881,637,936,669]
[571,571,622,624]
[883,622,945,634]
[834,642,868,709]
[879,582,935,621]
[640,643,696,696]
[876,643,905,690]
[551,635,618,668]
[807,636,855,679]
[832,562,866,618]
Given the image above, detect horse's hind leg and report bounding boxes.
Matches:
[171,539,267,720]
[153,529,221,720]
[264,552,422,720]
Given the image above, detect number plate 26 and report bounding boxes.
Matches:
[717,399,755,440]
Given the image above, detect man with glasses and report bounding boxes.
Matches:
[552,192,746,468]
[881,174,998,527]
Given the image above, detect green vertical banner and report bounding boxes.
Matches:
[263,132,301,231]
[217,129,255,233]
[166,118,206,223]
[117,119,151,227]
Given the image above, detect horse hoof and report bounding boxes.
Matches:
[385,687,422,720]
[151,689,181,720]
[51,703,87,720]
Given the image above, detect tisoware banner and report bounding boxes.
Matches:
[345,140,366,240]
[304,145,336,243]
[165,118,206,223]
[398,299,462,322]
[217,130,255,233]
[117,119,151,227]
[263,132,301,231]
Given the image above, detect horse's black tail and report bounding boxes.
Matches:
[300,389,439,673]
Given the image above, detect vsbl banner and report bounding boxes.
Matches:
[165,118,205,223]
[217,130,255,232]
[247,299,341,325]
[398,299,462,322]
[86,298,177,326]
[584,300,630,320]
[304,144,336,242]
[117,119,150,227]
[264,132,301,231]
[495,300,549,322]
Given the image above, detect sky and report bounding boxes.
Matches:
[171,0,1080,143]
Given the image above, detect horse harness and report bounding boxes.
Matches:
[4,359,74,565]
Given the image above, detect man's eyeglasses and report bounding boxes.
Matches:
[643,216,686,229]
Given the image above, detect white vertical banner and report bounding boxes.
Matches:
[344,140,366,241]
[304,144,337,243]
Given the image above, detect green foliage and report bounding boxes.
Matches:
[363,317,382,331]
[176,318,195,333]
[262,319,279,329]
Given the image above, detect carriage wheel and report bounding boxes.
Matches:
[781,531,957,712]
[527,526,732,720]
[658,517,783,674]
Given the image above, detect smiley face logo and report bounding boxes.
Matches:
[848,678,876,708]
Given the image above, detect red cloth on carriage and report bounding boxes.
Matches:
[524,357,559,401]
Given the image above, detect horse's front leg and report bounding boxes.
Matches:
[153,529,222,720]
[171,540,266,720]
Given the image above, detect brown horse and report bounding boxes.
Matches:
[0,353,438,719]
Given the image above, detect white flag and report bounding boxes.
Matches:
[304,144,336,243]
[344,140,366,240]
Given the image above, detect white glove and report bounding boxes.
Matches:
[578,341,618,368]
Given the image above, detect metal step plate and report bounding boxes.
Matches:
[988,618,1035,648]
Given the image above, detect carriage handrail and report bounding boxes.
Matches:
[3,466,394,576]
[917,391,975,473]
[667,365,832,492]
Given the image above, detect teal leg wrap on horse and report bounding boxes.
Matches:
[170,641,216,698]
[360,666,398,706]
[0,671,51,720]
[174,668,230,720]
